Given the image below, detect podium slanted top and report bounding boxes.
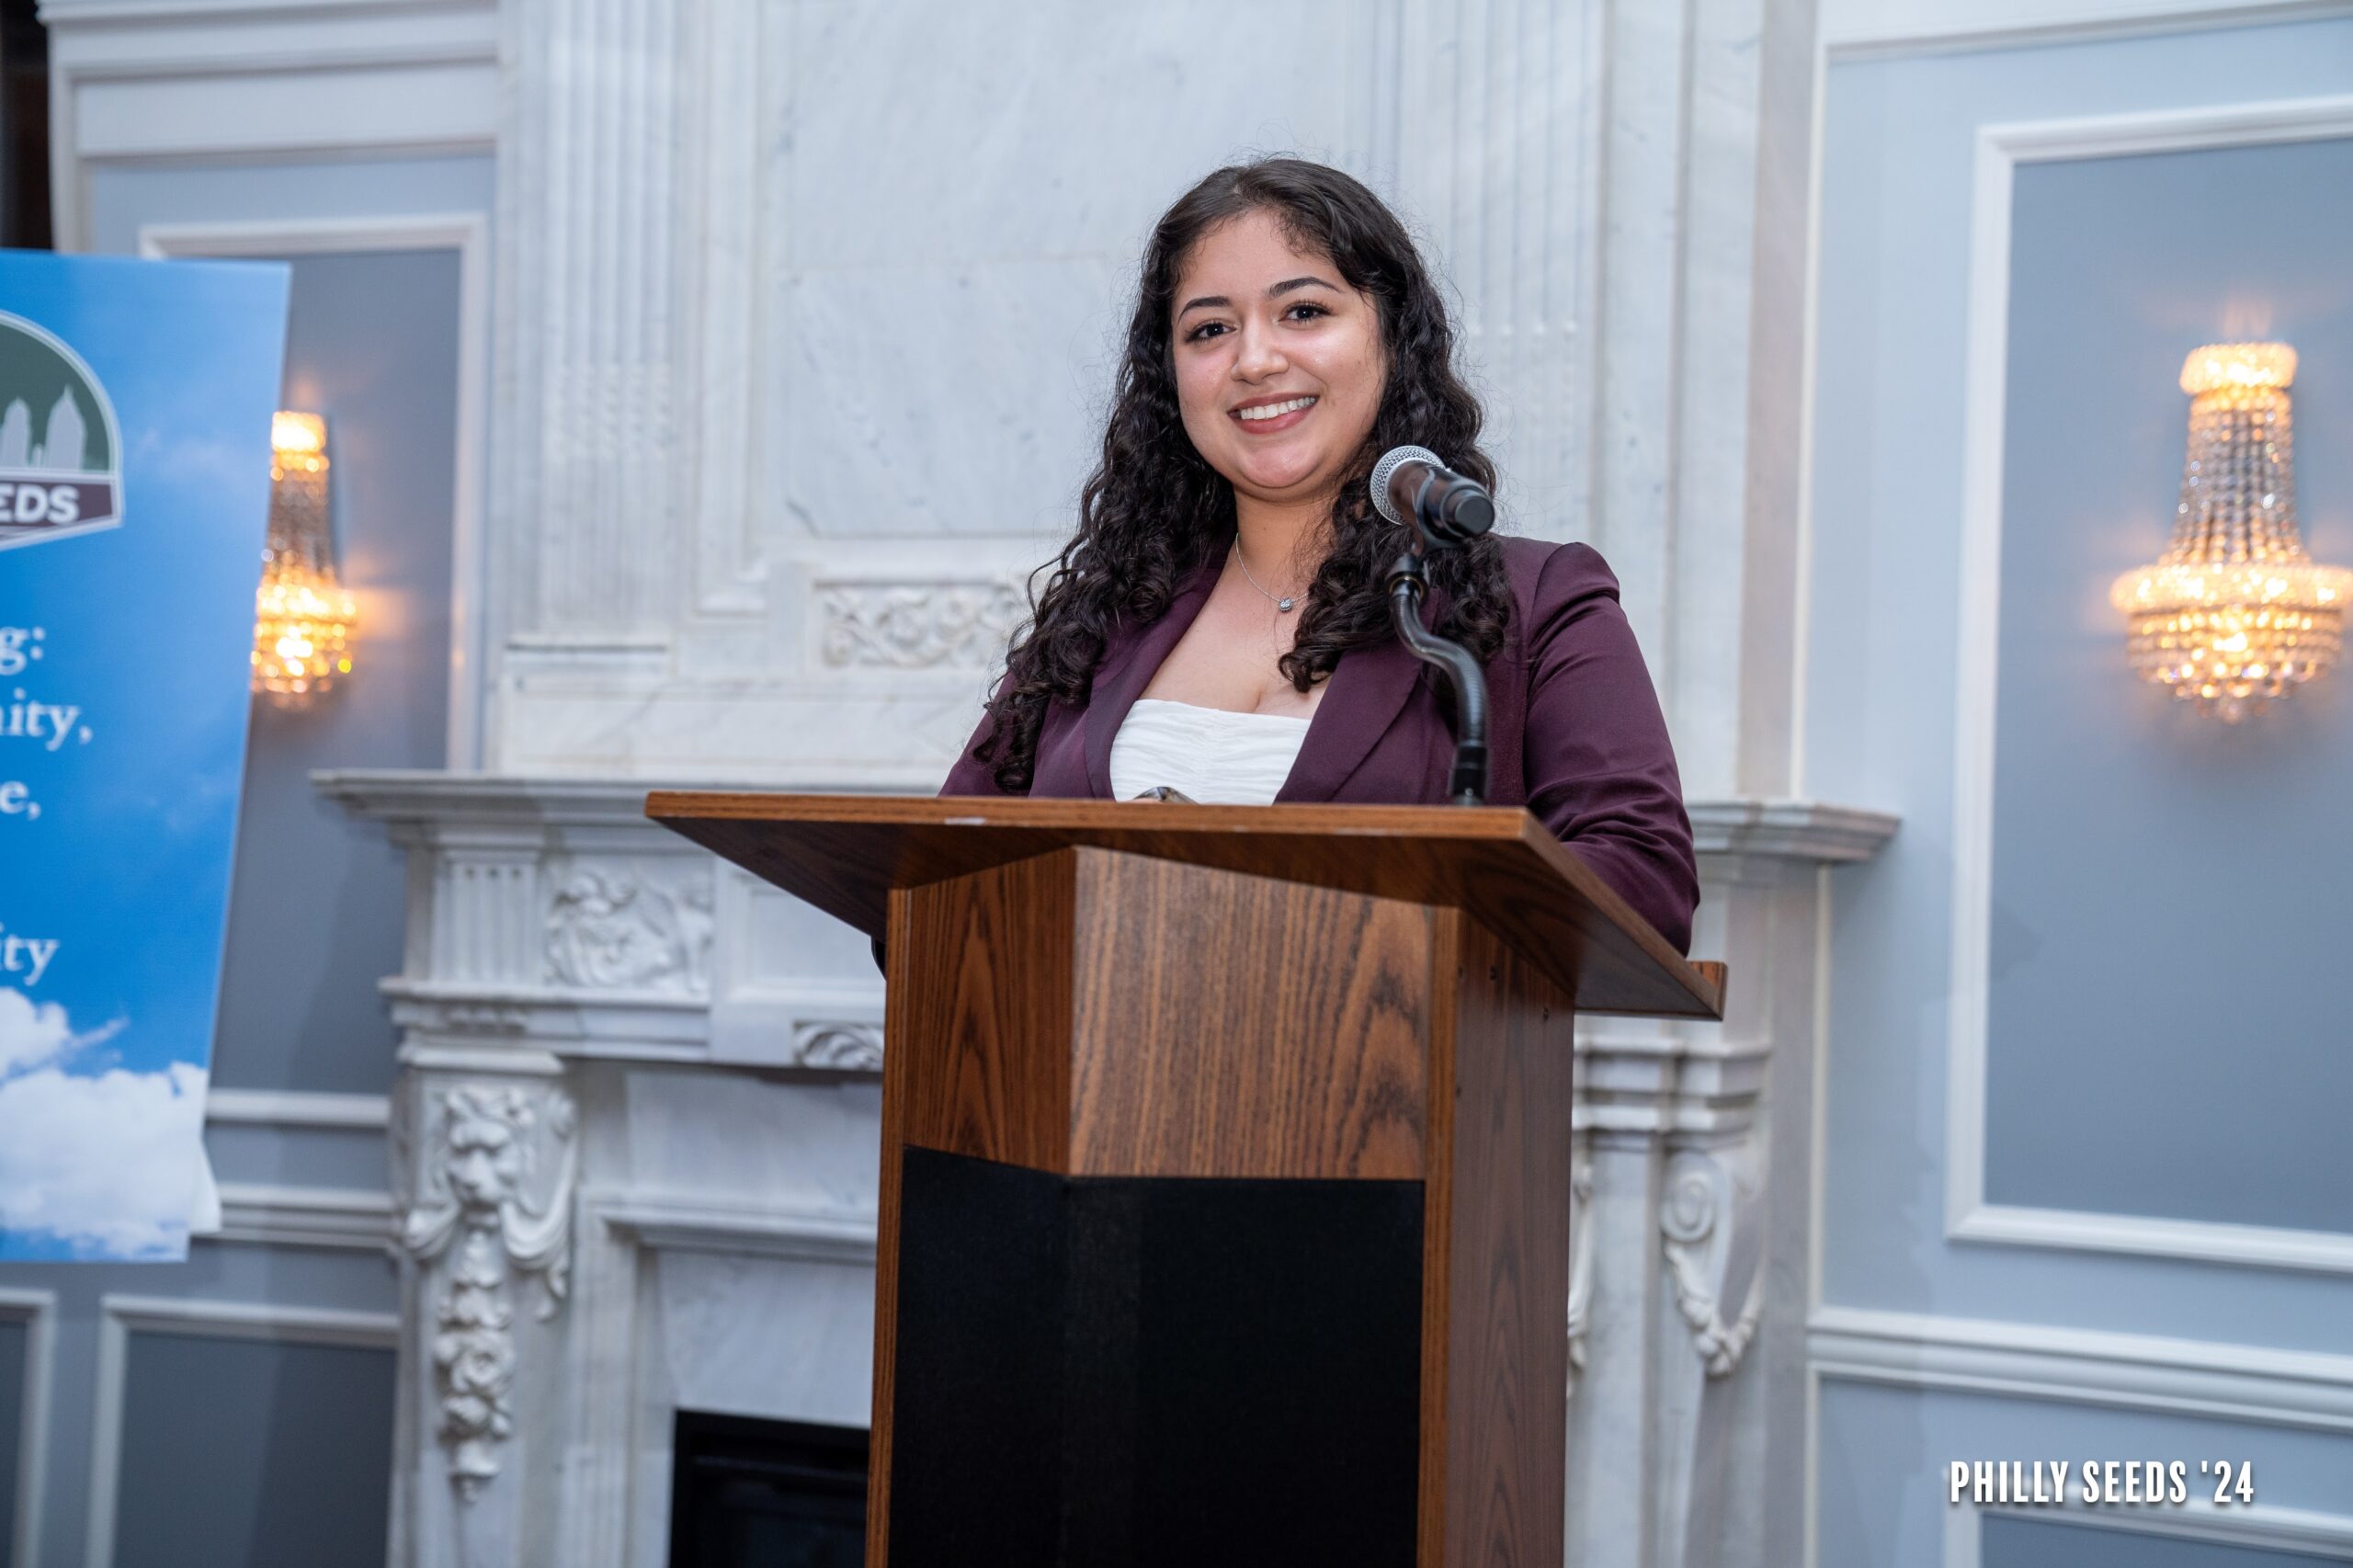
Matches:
[646,792,1723,1020]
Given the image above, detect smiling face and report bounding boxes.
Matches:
[1170,207,1387,519]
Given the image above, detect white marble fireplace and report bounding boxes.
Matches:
[325,771,1890,1568]
[323,774,887,1568]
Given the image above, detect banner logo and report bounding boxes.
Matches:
[0,311,124,551]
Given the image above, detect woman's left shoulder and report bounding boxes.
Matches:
[1496,535,1626,623]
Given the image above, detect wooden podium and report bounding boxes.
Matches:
[646,793,1724,1568]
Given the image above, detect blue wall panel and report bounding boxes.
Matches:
[1809,16,2353,1565]
[210,246,463,1095]
[1983,137,2353,1233]
[1807,12,2353,1346]
[111,1333,394,1568]
[0,1317,21,1565]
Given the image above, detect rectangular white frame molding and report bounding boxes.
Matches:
[138,211,493,772]
[1945,93,2353,1276]
[1822,0,2353,60]
[84,1292,400,1568]
[43,0,498,256]
[0,1287,57,1568]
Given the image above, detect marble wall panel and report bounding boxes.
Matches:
[771,0,1381,543]
[622,1075,882,1215]
[780,0,1375,274]
[772,257,1127,540]
[655,1254,876,1426]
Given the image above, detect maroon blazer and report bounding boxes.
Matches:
[941,535,1700,954]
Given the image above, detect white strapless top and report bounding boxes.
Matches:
[1107,699,1310,806]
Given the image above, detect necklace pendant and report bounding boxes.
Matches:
[1278,597,1295,612]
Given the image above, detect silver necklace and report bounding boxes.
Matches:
[1233,540,1302,614]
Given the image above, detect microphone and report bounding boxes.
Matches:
[1370,446,1496,547]
[1370,445,1495,805]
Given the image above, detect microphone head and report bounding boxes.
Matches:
[1451,492,1496,539]
[1370,445,1441,527]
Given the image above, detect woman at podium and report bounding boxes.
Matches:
[940,157,1699,955]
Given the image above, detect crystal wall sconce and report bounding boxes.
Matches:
[251,411,358,707]
[2109,343,2349,722]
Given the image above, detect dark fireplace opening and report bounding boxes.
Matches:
[669,1410,870,1568]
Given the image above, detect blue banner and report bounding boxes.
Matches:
[0,249,289,1260]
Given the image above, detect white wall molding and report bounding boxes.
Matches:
[1812,1304,2353,1433]
[0,1288,57,1568]
[40,0,486,26]
[85,1293,400,1568]
[1951,1205,2353,1275]
[43,0,497,252]
[1688,799,1899,880]
[138,211,494,768]
[1823,0,2353,60]
[202,1085,391,1130]
[210,1182,394,1251]
[1826,1308,2353,1564]
[1944,94,2353,1278]
[1944,1495,2353,1563]
[597,1199,878,1267]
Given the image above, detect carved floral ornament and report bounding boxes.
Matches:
[1564,1153,1767,1389]
[397,1084,579,1500]
[546,861,714,994]
[1565,1159,1597,1386]
[1659,1153,1763,1378]
[818,579,1023,670]
[792,1022,884,1072]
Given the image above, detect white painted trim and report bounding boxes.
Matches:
[598,1199,879,1267]
[44,0,480,24]
[1802,867,1833,1568]
[1944,96,2353,1278]
[1942,113,2015,1261]
[1946,1497,2353,1563]
[1984,92,2353,161]
[210,1182,394,1251]
[1811,1305,2353,1433]
[1816,1311,2353,1566]
[49,65,494,255]
[1687,800,1899,863]
[41,0,494,246]
[85,1293,400,1568]
[0,1288,57,1568]
[140,212,493,768]
[1788,32,1832,805]
[97,1292,401,1346]
[202,1086,391,1130]
[1824,0,2353,61]
[1952,1203,2353,1273]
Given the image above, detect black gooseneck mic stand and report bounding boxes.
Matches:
[1387,549,1488,805]
[1370,446,1496,807]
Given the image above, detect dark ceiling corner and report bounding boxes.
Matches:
[0,0,52,250]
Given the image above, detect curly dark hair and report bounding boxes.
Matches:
[974,156,1513,792]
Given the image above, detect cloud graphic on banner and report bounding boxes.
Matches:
[0,985,76,1073]
[0,990,201,1256]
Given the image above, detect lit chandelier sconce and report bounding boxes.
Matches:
[2110,342,2350,722]
[252,411,358,707]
